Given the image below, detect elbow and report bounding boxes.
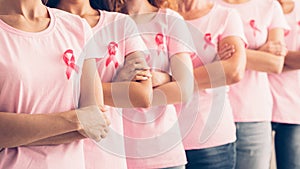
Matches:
[271,64,284,74]
[226,68,244,85]
[138,94,152,108]
[180,84,194,103]
[137,84,153,108]
[270,58,284,74]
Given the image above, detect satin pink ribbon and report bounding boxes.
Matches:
[106,42,119,68]
[63,49,79,80]
[155,33,165,56]
[203,33,214,50]
[249,19,261,37]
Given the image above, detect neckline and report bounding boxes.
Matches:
[186,3,216,22]
[0,7,55,37]
[135,8,162,26]
[220,0,253,7]
[92,10,105,30]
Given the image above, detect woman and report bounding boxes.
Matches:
[268,0,300,168]
[0,0,110,168]
[215,0,289,168]
[106,0,195,168]
[46,0,154,168]
[177,0,247,168]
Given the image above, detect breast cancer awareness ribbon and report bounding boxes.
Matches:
[106,42,119,68]
[63,49,79,80]
[203,33,214,50]
[249,19,261,37]
[155,33,165,56]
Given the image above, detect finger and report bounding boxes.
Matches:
[99,106,107,112]
[100,132,107,139]
[102,114,111,126]
[133,75,150,81]
[104,127,110,133]
[136,70,152,77]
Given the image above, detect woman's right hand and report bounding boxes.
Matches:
[259,41,287,56]
[76,105,110,141]
[217,43,235,60]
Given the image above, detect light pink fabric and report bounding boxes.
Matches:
[122,8,194,169]
[84,11,148,169]
[216,0,290,122]
[268,0,300,124]
[181,4,246,150]
[0,8,99,169]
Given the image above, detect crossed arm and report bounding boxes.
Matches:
[1,59,109,148]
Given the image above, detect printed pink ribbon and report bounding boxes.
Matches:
[63,49,79,80]
[106,42,119,68]
[249,19,261,37]
[155,33,165,56]
[203,33,214,50]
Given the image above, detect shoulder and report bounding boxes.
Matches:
[160,8,184,19]
[48,7,88,31]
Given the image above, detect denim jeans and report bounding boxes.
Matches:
[185,143,235,169]
[272,122,300,169]
[235,122,272,169]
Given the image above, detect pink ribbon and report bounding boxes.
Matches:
[106,42,119,68]
[155,33,165,56]
[203,33,214,50]
[63,49,79,80]
[249,19,261,37]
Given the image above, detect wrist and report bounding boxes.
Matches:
[58,110,82,132]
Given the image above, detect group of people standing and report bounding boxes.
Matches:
[0,0,299,169]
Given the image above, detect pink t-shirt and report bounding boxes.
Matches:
[268,0,300,124]
[122,8,194,169]
[84,10,148,169]
[181,4,247,150]
[216,0,290,122]
[0,8,100,169]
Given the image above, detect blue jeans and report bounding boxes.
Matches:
[235,122,272,169]
[185,143,235,169]
[272,122,300,169]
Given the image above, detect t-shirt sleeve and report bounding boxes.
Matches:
[166,10,196,57]
[82,19,102,60]
[222,9,248,46]
[123,16,148,56]
[268,1,290,31]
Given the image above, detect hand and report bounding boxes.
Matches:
[114,54,151,82]
[76,105,110,141]
[259,41,288,56]
[217,43,235,60]
[151,70,171,88]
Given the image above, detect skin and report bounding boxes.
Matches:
[55,0,153,108]
[0,0,109,148]
[221,0,287,74]
[125,0,194,105]
[277,0,300,71]
[178,0,246,89]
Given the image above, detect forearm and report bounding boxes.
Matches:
[193,62,226,90]
[151,78,193,106]
[284,51,300,70]
[103,80,152,108]
[0,110,80,148]
[26,131,84,146]
[246,49,284,73]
